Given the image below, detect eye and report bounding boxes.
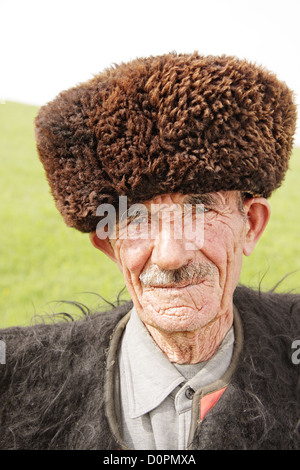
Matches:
[130,215,148,225]
[126,213,150,239]
[195,205,210,214]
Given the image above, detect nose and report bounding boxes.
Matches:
[151,236,193,271]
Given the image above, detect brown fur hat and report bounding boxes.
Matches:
[35,52,297,233]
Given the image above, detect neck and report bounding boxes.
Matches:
[145,309,233,364]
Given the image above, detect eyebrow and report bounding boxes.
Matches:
[184,194,218,207]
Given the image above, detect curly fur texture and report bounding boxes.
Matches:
[35,53,297,232]
[0,286,299,449]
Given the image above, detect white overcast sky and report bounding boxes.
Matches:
[1,0,300,144]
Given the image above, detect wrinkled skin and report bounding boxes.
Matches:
[90,191,270,363]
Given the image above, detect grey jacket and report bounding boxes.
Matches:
[0,285,299,450]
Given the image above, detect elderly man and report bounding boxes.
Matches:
[0,53,299,450]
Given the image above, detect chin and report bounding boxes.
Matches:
[140,301,221,333]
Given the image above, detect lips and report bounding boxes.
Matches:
[142,279,203,289]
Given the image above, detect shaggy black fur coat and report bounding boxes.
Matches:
[0,285,299,450]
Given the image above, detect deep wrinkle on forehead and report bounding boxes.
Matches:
[133,193,220,214]
[185,192,246,217]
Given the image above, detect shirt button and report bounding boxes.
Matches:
[185,386,195,400]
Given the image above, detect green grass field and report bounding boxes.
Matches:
[1,101,300,328]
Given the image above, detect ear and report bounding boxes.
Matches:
[89,231,118,263]
[242,198,271,256]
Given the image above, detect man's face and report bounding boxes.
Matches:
[107,191,251,334]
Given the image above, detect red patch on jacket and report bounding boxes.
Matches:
[200,386,227,421]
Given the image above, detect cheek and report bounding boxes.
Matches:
[116,239,153,279]
[201,220,245,276]
[201,226,228,267]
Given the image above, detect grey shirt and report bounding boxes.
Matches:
[117,308,234,450]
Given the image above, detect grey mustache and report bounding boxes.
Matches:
[139,263,217,287]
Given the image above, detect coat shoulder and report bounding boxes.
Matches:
[234,284,300,335]
[229,285,300,449]
[0,300,132,449]
[192,286,300,450]
[0,300,132,355]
